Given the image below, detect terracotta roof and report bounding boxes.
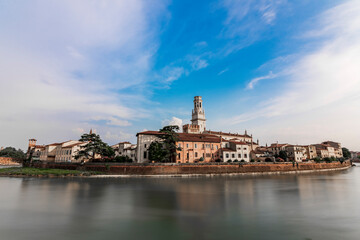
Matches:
[205,130,251,138]
[178,133,221,143]
[221,148,236,152]
[136,131,164,136]
[225,140,248,145]
[137,131,222,143]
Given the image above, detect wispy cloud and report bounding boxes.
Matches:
[226,0,360,149]
[0,0,167,148]
[246,71,277,89]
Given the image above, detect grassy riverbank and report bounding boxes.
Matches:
[0,167,100,177]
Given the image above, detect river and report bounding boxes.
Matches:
[0,167,359,240]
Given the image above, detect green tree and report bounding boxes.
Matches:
[147,125,182,163]
[0,147,26,160]
[279,151,288,161]
[342,147,351,159]
[101,145,115,159]
[158,125,182,162]
[75,133,110,161]
[148,141,166,162]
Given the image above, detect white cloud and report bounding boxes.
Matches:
[162,117,183,130]
[227,0,360,150]
[246,71,277,89]
[218,68,229,75]
[0,0,167,149]
[105,131,132,142]
[191,58,209,70]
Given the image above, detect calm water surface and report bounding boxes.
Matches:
[1,167,360,240]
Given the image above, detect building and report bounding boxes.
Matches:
[26,139,45,160]
[113,142,137,161]
[322,141,343,158]
[136,96,256,163]
[221,140,250,162]
[250,147,273,162]
[183,96,206,134]
[285,145,307,162]
[268,143,289,155]
[304,145,317,159]
[176,133,221,163]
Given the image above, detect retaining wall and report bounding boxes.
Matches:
[32,161,351,175]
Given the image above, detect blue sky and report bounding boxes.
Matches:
[1,0,360,150]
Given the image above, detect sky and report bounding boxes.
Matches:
[1,0,359,151]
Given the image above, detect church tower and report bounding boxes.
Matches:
[191,96,206,133]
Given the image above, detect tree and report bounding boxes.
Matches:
[75,132,110,161]
[158,125,182,162]
[0,147,26,160]
[148,141,166,162]
[102,145,115,159]
[342,147,351,159]
[279,151,288,161]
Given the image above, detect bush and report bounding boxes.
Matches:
[250,159,255,162]
[215,159,221,162]
[199,157,204,162]
[240,159,245,162]
[233,159,239,162]
[114,155,133,163]
[227,160,232,163]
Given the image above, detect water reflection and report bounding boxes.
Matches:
[0,168,359,240]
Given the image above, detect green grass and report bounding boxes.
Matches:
[0,167,100,176]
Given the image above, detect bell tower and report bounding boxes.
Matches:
[191,96,206,133]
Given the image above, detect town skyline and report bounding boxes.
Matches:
[1,0,359,151]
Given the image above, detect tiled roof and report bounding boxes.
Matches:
[205,130,251,138]
[178,133,221,143]
[137,131,221,143]
[136,131,164,136]
[221,148,236,152]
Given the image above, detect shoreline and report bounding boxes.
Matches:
[89,165,352,178]
[0,164,352,178]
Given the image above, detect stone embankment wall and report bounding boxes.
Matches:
[0,157,21,166]
[32,161,351,175]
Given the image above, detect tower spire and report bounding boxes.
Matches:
[191,96,206,133]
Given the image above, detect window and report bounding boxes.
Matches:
[211,144,213,149]
[195,144,197,148]
[186,144,189,148]
[216,145,218,150]
[195,152,198,157]
[143,151,147,159]
[206,153,211,158]
[144,144,147,148]
[187,153,189,159]
[238,154,241,158]
[178,153,181,159]
[179,143,181,148]
[202,144,205,149]
[244,154,248,158]
[203,153,205,158]
[232,154,235,158]
[226,154,229,158]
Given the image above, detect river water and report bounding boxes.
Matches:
[1,167,359,240]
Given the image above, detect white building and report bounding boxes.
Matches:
[221,140,250,162]
[113,141,137,161]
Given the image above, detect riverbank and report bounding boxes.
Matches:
[27,160,352,177]
[0,167,99,177]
